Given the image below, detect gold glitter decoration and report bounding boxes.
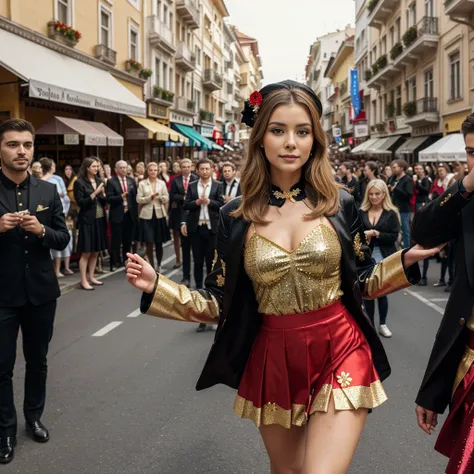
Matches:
[211,249,218,272]
[233,395,307,429]
[272,187,302,203]
[353,233,365,261]
[452,344,474,398]
[221,259,226,276]
[440,193,452,207]
[216,275,225,287]
[364,250,411,299]
[244,223,343,315]
[147,274,219,324]
[337,372,353,388]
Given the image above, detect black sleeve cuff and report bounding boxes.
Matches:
[402,248,422,285]
[140,273,159,314]
[459,180,474,200]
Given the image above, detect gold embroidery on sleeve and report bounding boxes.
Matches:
[216,259,226,287]
[440,193,452,207]
[211,249,218,272]
[353,233,365,261]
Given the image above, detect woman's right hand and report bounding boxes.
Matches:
[125,253,158,294]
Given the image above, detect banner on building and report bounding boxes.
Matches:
[350,69,361,118]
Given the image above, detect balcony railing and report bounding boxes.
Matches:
[175,96,195,114]
[175,42,196,72]
[95,44,117,66]
[403,97,439,127]
[176,0,200,29]
[147,16,176,54]
[445,0,474,23]
[203,69,223,91]
[368,0,400,27]
[199,109,215,123]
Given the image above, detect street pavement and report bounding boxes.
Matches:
[5,251,454,474]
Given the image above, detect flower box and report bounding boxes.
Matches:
[390,42,403,60]
[403,101,417,117]
[139,69,153,80]
[47,20,81,48]
[403,27,418,48]
[126,59,142,75]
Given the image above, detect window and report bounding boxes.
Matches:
[100,6,112,47]
[127,0,140,10]
[424,69,434,98]
[381,36,387,55]
[407,77,417,102]
[56,0,72,25]
[396,86,402,115]
[156,0,161,18]
[195,46,201,66]
[195,90,201,110]
[155,58,161,86]
[390,89,395,107]
[129,26,139,60]
[449,52,461,100]
[163,63,168,88]
[372,100,377,124]
[407,2,416,27]
[169,67,173,91]
[396,17,401,42]
[163,5,168,25]
[390,27,395,48]
[425,0,434,17]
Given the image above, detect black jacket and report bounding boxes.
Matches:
[344,176,361,205]
[412,181,474,413]
[390,175,415,213]
[169,172,198,222]
[183,180,224,234]
[414,176,432,204]
[142,190,420,392]
[106,176,138,224]
[360,209,400,258]
[74,177,107,225]
[0,174,70,307]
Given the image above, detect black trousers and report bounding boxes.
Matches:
[189,225,217,289]
[110,212,135,268]
[364,297,388,326]
[0,300,56,436]
[181,234,191,280]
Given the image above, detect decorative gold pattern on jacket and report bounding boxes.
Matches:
[244,224,343,315]
[211,249,218,272]
[216,259,226,287]
[452,343,474,398]
[272,187,302,203]
[353,233,365,261]
[147,274,219,324]
[440,193,452,207]
[363,250,411,299]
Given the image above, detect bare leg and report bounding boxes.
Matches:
[173,229,181,265]
[259,423,306,474]
[63,257,73,274]
[88,252,102,285]
[54,258,63,278]
[303,396,368,473]
[79,253,92,289]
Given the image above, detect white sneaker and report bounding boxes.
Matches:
[379,324,392,338]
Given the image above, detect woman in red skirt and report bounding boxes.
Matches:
[126,81,441,473]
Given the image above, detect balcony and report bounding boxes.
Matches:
[368,0,400,28]
[339,79,350,103]
[403,97,439,127]
[175,42,196,72]
[175,96,196,114]
[445,0,474,23]
[199,109,215,123]
[147,16,176,55]
[366,55,401,90]
[95,44,117,66]
[393,17,439,67]
[203,69,223,91]
[176,0,200,29]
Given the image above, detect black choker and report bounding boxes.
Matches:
[269,180,307,207]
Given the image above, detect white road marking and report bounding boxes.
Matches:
[92,322,123,337]
[430,298,449,302]
[161,255,176,266]
[127,309,141,318]
[405,289,445,315]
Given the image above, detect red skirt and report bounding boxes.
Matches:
[435,330,474,474]
[233,300,387,429]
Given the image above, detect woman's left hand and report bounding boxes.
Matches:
[403,243,447,268]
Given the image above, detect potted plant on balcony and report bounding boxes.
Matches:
[376,54,388,69]
[340,82,348,95]
[126,59,142,75]
[187,100,196,112]
[364,70,373,81]
[390,42,403,60]
[367,0,380,14]
[372,63,380,76]
[386,103,395,118]
[376,122,386,132]
[403,101,417,117]
[162,90,174,102]
[47,20,82,47]
[403,26,418,48]
[139,68,153,80]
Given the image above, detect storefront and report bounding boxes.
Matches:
[419,133,466,162]
[170,109,199,161]
[171,123,223,154]
[394,136,437,163]
[443,110,472,136]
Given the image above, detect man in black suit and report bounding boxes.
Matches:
[339,161,361,205]
[221,161,241,204]
[106,160,138,271]
[169,158,197,287]
[0,119,69,464]
[181,158,224,332]
[412,114,474,471]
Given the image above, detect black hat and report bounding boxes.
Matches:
[241,80,323,128]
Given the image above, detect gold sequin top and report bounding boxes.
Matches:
[244,223,343,315]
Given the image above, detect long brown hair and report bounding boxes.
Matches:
[232,88,341,224]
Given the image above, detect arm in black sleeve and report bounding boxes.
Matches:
[106,180,123,205]
[74,180,94,210]
[42,187,70,251]
[183,186,199,211]
[169,179,183,203]
[376,211,400,245]
[209,183,225,210]
[392,177,415,201]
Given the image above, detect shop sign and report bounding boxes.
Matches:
[354,123,369,138]
[85,135,107,146]
[108,137,124,147]
[170,112,193,126]
[201,125,214,138]
[149,103,168,119]
[126,128,149,140]
[333,127,342,138]
[29,80,146,117]
[64,134,79,145]
[165,141,184,147]
[396,116,408,130]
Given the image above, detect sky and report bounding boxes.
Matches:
[224,0,356,86]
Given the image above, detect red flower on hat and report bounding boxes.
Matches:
[249,91,263,108]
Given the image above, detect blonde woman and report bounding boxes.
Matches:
[360,179,401,338]
[126,80,440,472]
[137,162,170,271]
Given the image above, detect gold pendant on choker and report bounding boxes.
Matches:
[272,188,301,203]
